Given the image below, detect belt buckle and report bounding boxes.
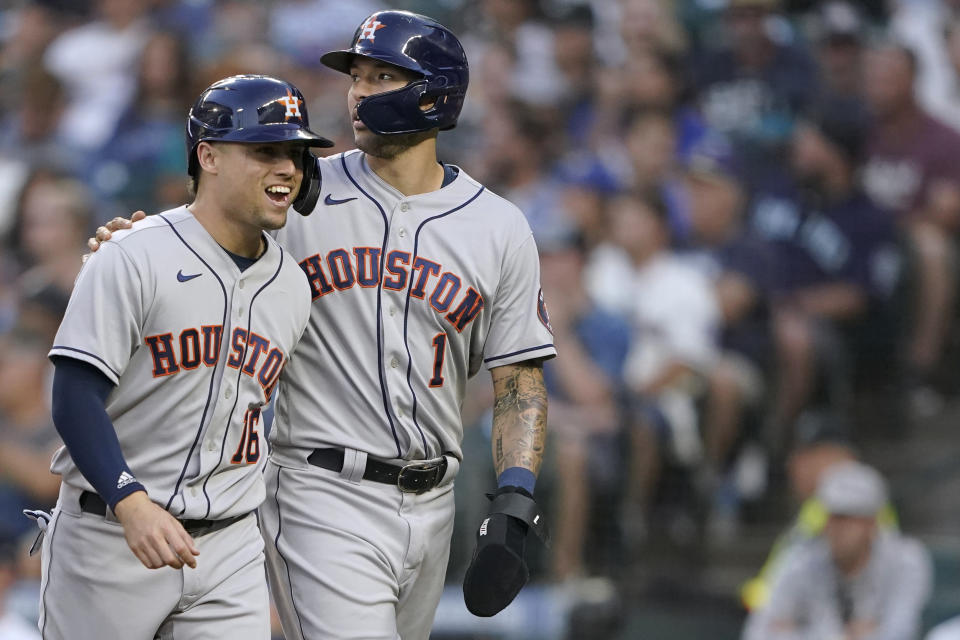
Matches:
[397,461,441,494]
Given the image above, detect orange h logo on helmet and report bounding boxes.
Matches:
[358,18,386,42]
[278,90,302,120]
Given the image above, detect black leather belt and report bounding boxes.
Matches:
[79,491,248,537]
[307,448,448,494]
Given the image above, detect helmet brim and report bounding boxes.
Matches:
[320,49,426,78]
[211,123,335,148]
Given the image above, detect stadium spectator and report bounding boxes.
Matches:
[621,109,690,241]
[742,461,932,640]
[750,98,900,449]
[693,0,818,190]
[42,0,152,152]
[813,1,865,103]
[550,5,601,148]
[860,43,960,414]
[679,135,775,531]
[0,65,73,237]
[551,156,620,252]
[739,410,898,612]
[267,0,379,69]
[87,31,192,220]
[596,190,719,544]
[463,0,564,108]
[617,0,688,59]
[593,48,707,174]
[0,325,60,545]
[890,0,960,130]
[5,172,94,304]
[0,1,69,100]
[0,65,70,173]
[474,106,572,243]
[537,232,630,581]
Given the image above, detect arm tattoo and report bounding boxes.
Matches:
[490,361,548,476]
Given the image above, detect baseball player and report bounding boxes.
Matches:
[93,11,555,640]
[38,75,331,639]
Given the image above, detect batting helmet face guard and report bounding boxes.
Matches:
[320,11,469,135]
[185,75,334,180]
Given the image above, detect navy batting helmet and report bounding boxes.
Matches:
[185,75,334,180]
[320,11,469,135]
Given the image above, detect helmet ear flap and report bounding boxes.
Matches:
[293,149,321,216]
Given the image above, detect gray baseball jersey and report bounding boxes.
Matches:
[49,207,311,520]
[262,150,555,640]
[39,207,310,639]
[271,149,556,461]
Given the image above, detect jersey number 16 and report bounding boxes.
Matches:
[231,407,261,464]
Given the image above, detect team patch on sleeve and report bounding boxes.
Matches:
[537,289,552,334]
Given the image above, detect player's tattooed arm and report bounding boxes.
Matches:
[490,360,547,476]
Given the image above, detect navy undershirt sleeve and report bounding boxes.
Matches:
[51,357,146,510]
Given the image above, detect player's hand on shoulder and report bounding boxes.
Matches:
[86,211,147,253]
[113,490,199,570]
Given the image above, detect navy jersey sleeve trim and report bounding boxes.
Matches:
[483,344,556,364]
[48,346,121,380]
[50,357,146,509]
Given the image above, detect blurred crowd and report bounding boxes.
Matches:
[1,0,960,638]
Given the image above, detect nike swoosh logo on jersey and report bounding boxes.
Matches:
[177,270,202,282]
[324,194,358,206]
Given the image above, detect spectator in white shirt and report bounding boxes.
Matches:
[602,189,720,545]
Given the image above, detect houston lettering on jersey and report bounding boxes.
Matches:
[299,248,484,333]
[145,326,285,400]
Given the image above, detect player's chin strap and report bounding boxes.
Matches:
[292,150,321,216]
[487,490,551,548]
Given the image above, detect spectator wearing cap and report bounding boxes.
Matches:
[692,0,819,191]
[740,410,898,612]
[743,461,932,640]
[679,135,776,533]
[551,155,620,252]
[814,1,866,103]
[749,98,901,450]
[861,43,960,412]
[0,539,39,640]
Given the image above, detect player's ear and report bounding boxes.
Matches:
[196,141,220,176]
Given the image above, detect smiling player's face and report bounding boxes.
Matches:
[214,141,305,232]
